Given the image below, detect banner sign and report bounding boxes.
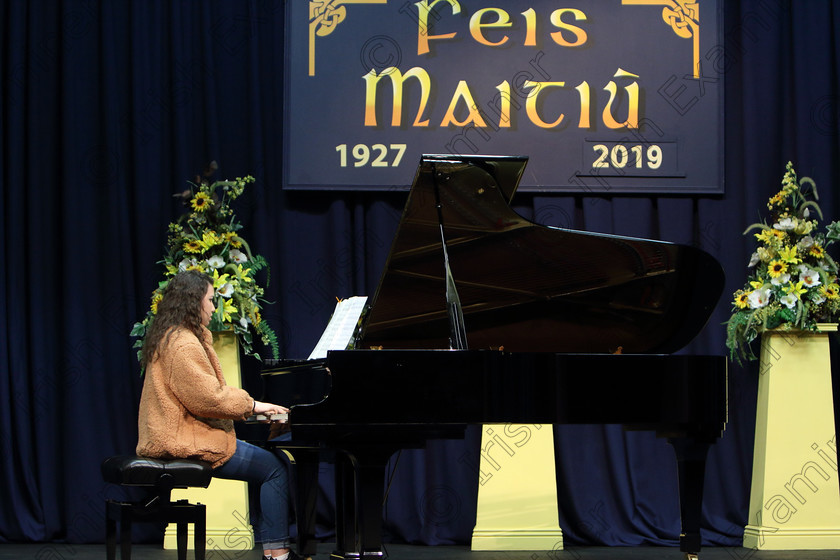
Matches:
[284,1,723,193]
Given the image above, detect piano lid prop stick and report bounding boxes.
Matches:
[433,167,469,350]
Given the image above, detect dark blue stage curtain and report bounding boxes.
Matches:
[2,0,839,548]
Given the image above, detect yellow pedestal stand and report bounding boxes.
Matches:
[744,324,840,550]
[164,332,254,552]
[471,424,564,551]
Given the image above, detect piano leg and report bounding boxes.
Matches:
[333,452,359,559]
[667,437,712,559]
[291,449,321,558]
[331,447,398,560]
[257,440,322,558]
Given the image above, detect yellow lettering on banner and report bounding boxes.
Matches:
[523,81,566,129]
[522,9,537,46]
[416,3,589,53]
[363,67,431,127]
[470,8,512,47]
[441,81,487,127]
[416,0,461,55]
[495,81,512,128]
[603,68,640,129]
[550,8,588,47]
[363,67,641,130]
[575,81,591,128]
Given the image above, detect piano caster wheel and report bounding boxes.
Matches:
[685,554,699,560]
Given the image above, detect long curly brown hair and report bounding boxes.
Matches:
[141,270,213,370]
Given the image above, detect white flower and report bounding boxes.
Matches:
[748,252,760,267]
[229,249,248,264]
[239,316,251,329]
[813,293,826,305]
[797,235,815,250]
[799,268,822,288]
[770,273,790,286]
[774,217,797,230]
[780,293,798,309]
[218,283,235,298]
[206,255,225,269]
[748,288,772,308]
[179,258,197,271]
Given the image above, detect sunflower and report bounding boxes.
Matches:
[191,191,212,212]
[150,292,163,315]
[820,283,840,300]
[733,290,751,309]
[767,260,788,278]
[224,231,243,248]
[183,239,202,253]
[809,244,827,259]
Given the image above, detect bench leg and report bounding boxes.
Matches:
[120,513,132,560]
[176,520,187,560]
[103,499,206,560]
[105,510,117,560]
[194,504,206,560]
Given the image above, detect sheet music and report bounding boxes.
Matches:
[307,296,368,360]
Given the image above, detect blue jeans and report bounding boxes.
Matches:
[213,439,290,549]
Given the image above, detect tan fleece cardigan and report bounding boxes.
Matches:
[136,326,254,468]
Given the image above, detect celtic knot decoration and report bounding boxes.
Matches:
[623,0,701,78]
[308,0,387,76]
[311,0,347,38]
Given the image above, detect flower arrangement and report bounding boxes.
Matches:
[726,162,840,363]
[132,164,280,365]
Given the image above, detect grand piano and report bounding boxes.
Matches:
[261,155,728,560]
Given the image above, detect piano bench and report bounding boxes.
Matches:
[101,455,212,560]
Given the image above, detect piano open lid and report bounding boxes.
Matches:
[357,154,724,354]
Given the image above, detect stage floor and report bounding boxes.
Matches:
[0,543,838,560]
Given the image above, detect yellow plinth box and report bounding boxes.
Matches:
[471,424,564,551]
[164,332,254,552]
[744,324,840,550]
